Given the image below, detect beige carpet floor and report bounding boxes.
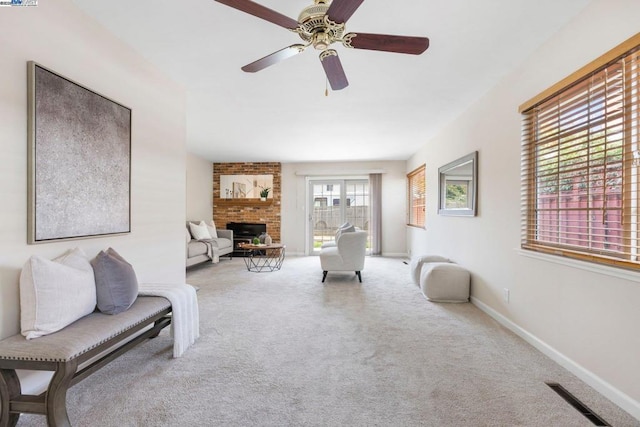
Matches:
[17,256,640,426]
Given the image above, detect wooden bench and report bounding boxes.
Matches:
[0,296,172,427]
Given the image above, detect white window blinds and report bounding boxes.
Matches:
[408,165,426,228]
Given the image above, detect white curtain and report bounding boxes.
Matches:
[369,173,382,256]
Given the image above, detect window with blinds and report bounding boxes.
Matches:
[520,33,640,269]
[408,165,426,228]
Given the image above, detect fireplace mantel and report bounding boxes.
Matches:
[214,198,273,207]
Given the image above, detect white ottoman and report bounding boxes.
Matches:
[419,262,470,302]
[409,255,450,285]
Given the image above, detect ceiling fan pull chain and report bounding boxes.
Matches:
[325,77,329,97]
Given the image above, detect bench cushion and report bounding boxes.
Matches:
[0,296,170,362]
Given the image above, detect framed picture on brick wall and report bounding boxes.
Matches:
[220,174,273,199]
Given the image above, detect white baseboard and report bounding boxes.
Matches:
[286,252,409,257]
[471,296,640,421]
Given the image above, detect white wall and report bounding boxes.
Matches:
[281,161,407,256]
[186,153,213,221]
[407,0,640,418]
[0,0,187,339]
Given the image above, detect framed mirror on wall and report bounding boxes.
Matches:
[438,151,478,216]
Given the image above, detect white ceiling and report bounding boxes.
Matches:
[70,0,591,163]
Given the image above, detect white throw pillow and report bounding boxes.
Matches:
[20,248,97,340]
[189,221,212,240]
[186,228,192,243]
[336,224,356,241]
[206,220,218,239]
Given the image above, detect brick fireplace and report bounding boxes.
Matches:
[213,162,281,243]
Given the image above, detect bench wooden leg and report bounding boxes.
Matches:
[46,360,77,427]
[0,369,20,427]
[149,315,172,339]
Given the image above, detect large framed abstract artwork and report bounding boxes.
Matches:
[27,62,131,244]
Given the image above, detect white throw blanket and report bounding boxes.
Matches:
[138,283,200,358]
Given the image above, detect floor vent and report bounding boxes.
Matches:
[546,382,610,426]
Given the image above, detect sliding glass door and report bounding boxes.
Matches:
[308,179,369,254]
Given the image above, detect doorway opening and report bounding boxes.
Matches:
[308,178,370,254]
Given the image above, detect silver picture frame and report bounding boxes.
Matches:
[438,151,478,217]
[27,62,131,243]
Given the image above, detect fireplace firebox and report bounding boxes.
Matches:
[227,222,267,256]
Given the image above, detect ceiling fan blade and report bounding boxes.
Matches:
[344,32,429,55]
[215,0,299,29]
[320,50,349,91]
[326,0,364,24]
[242,45,306,73]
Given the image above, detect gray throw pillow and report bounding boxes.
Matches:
[91,248,138,315]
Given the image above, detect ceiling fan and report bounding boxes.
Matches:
[214,0,430,91]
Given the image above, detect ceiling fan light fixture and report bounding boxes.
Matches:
[313,32,331,50]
